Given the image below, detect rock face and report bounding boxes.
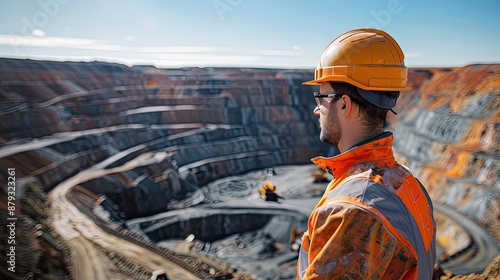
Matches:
[0,59,330,219]
[0,58,498,279]
[394,66,500,240]
[0,58,331,279]
[392,65,500,276]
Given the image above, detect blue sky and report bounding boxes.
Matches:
[0,0,498,68]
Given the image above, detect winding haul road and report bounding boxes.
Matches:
[435,203,500,274]
[44,141,498,278]
[49,147,201,280]
[49,149,499,280]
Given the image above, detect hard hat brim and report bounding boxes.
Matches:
[303,76,411,92]
[302,79,321,86]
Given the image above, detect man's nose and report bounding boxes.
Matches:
[313,106,320,116]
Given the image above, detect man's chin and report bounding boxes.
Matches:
[319,134,330,144]
[319,133,326,143]
[320,134,338,147]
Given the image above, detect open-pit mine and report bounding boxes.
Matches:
[0,58,499,279]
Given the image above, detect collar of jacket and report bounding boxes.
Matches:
[311,131,396,179]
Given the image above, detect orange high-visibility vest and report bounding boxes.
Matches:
[297,132,436,280]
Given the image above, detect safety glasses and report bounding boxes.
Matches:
[313,92,343,107]
[313,92,368,108]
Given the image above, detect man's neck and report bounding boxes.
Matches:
[338,130,385,152]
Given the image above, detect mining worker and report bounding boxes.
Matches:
[296,28,436,279]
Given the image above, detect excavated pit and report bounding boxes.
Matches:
[0,59,499,279]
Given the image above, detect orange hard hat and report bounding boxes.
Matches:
[304,28,410,94]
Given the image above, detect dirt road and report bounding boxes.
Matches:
[49,148,201,280]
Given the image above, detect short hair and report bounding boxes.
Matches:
[330,82,389,131]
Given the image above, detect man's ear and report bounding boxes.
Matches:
[340,95,352,118]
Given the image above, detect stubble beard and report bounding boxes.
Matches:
[319,112,341,147]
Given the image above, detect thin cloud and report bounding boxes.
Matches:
[146,53,262,63]
[0,34,303,56]
[32,29,46,37]
[0,34,306,68]
[406,52,423,58]
[138,46,214,53]
[259,49,303,56]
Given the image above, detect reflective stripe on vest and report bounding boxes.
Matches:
[327,171,436,280]
[298,238,309,279]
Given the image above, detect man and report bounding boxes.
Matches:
[297,28,436,279]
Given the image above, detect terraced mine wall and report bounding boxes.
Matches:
[0,58,330,220]
[0,58,499,279]
[0,58,331,279]
[390,65,500,278]
[393,65,500,244]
